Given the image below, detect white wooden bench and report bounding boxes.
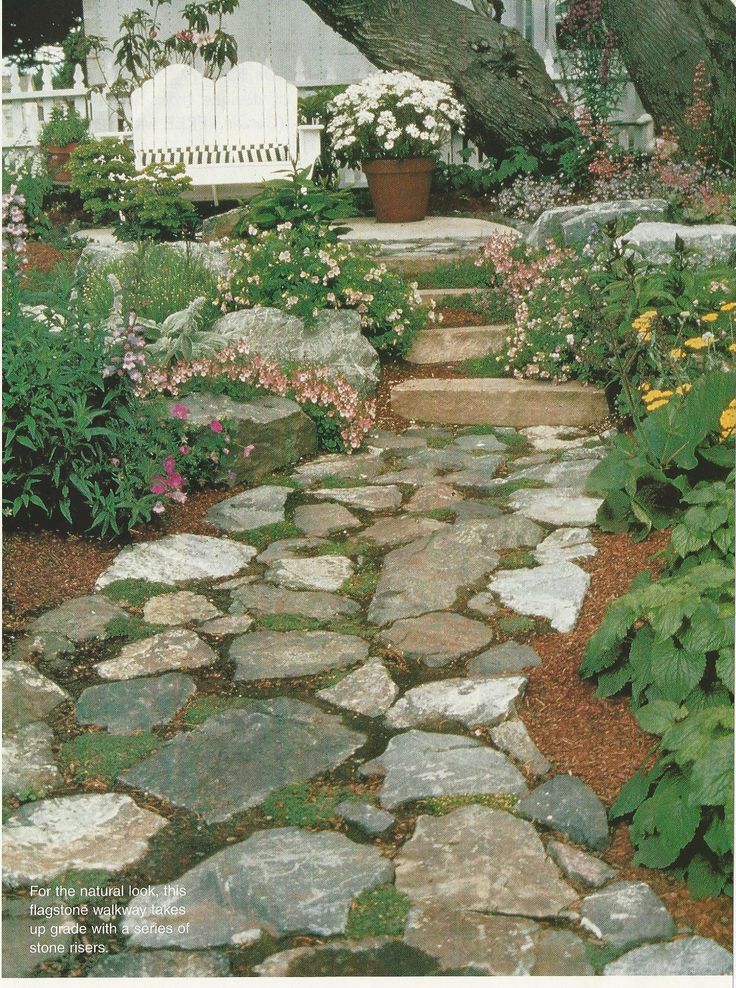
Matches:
[131,62,322,203]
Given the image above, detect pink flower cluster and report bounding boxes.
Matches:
[2,186,28,270]
[138,339,376,450]
[476,233,572,309]
[103,312,147,383]
[150,453,186,513]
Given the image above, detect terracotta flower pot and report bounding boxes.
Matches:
[46,143,77,183]
[362,157,435,223]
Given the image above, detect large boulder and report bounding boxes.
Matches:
[526,200,668,247]
[200,206,249,242]
[209,307,380,390]
[169,392,318,483]
[620,222,736,266]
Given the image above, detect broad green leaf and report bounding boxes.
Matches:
[704,811,733,856]
[635,700,682,735]
[651,647,705,704]
[690,736,734,806]
[715,650,735,693]
[610,768,652,819]
[631,775,700,867]
[686,853,727,899]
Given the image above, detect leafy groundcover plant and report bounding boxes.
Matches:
[581,371,735,897]
[218,220,426,355]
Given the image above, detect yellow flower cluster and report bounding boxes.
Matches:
[684,335,712,350]
[632,309,657,342]
[641,383,692,412]
[701,312,720,323]
[722,302,736,313]
[720,399,736,441]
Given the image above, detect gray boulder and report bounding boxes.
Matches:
[527,200,668,247]
[209,307,380,389]
[169,392,317,483]
[620,222,736,266]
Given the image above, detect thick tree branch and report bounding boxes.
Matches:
[300,0,568,159]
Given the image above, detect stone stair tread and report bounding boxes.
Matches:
[391,378,608,427]
[406,325,508,365]
[418,286,487,300]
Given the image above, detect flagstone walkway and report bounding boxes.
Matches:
[3,423,733,978]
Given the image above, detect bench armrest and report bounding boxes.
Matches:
[297,124,324,175]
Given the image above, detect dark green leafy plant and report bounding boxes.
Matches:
[114,163,199,242]
[38,104,89,150]
[237,167,355,232]
[68,137,136,224]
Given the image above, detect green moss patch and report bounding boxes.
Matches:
[255,613,322,632]
[419,507,457,521]
[104,616,166,643]
[231,522,302,549]
[497,615,541,636]
[102,580,173,606]
[497,549,537,570]
[345,885,411,939]
[261,781,356,828]
[58,733,159,785]
[340,562,381,600]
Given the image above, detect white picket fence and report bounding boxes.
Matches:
[2,63,89,156]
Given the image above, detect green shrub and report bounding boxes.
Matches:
[2,155,53,239]
[219,221,425,355]
[38,104,89,151]
[68,137,136,224]
[115,163,199,242]
[239,167,355,232]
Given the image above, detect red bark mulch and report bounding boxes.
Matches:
[522,528,733,949]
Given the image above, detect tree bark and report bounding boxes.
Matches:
[604,0,736,157]
[299,0,568,159]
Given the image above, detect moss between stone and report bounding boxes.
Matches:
[497,615,543,636]
[340,562,381,601]
[104,616,167,643]
[425,436,454,449]
[497,549,537,571]
[58,733,159,785]
[408,793,519,816]
[345,885,411,939]
[230,522,302,549]
[49,870,114,904]
[181,694,253,726]
[261,781,356,828]
[255,613,322,632]
[101,579,173,606]
[584,942,631,974]
[317,475,366,489]
[419,508,457,521]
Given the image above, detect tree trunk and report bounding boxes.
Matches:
[604,0,736,158]
[299,0,568,160]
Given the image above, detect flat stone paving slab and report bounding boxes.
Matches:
[206,485,289,531]
[292,502,362,536]
[3,794,167,885]
[603,936,733,976]
[469,641,542,675]
[310,485,403,512]
[265,554,354,592]
[340,215,517,253]
[75,673,196,734]
[142,591,222,625]
[2,662,69,731]
[254,939,439,977]
[406,324,506,365]
[510,488,603,527]
[360,730,528,808]
[336,801,395,835]
[359,515,447,547]
[547,840,617,889]
[517,773,610,850]
[580,881,677,949]
[96,628,217,680]
[96,534,257,587]
[404,908,540,976]
[391,378,608,428]
[386,676,527,729]
[88,950,231,978]
[378,612,494,667]
[489,719,551,778]
[489,561,590,633]
[230,582,359,620]
[120,699,366,824]
[317,659,398,717]
[15,594,126,660]
[230,630,368,682]
[3,723,60,797]
[395,805,577,919]
[123,826,393,946]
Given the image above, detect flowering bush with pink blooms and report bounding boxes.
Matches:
[139,339,376,451]
[217,221,425,355]
[2,186,28,271]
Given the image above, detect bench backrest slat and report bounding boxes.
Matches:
[132,62,297,157]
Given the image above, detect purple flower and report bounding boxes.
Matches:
[210,419,223,433]
[172,403,189,420]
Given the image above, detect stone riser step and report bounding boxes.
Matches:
[406,324,507,364]
[418,287,487,304]
[391,378,609,428]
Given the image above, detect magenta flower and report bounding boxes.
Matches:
[171,403,189,420]
[210,419,223,433]
[163,454,177,475]
[243,444,255,458]
[150,479,167,495]
[179,444,189,455]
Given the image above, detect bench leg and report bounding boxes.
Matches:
[211,184,219,207]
